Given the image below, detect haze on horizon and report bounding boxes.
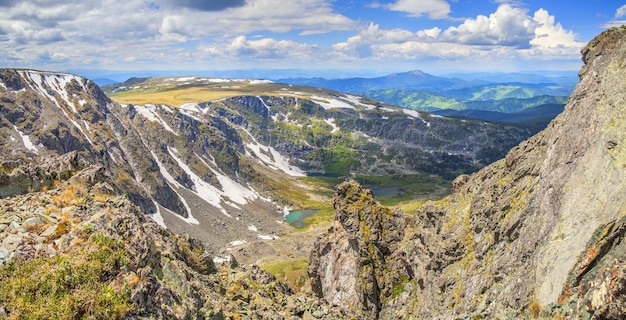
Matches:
[1,0,625,79]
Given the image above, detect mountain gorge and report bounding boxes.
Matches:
[1,26,625,319]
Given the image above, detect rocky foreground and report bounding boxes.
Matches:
[0,162,347,319]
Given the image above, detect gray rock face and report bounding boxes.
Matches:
[308,181,407,319]
[389,26,626,318]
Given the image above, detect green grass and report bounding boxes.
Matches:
[261,257,309,291]
[0,233,133,319]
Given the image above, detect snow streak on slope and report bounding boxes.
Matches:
[13,125,38,154]
[134,104,178,135]
[257,96,272,112]
[149,150,199,224]
[192,153,259,206]
[168,147,237,217]
[17,70,95,146]
[147,201,167,228]
[241,128,306,177]
[402,109,421,119]
[324,118,340,133]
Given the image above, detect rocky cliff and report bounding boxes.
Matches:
[308,26,626,319]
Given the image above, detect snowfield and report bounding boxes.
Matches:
[310,96,355,110]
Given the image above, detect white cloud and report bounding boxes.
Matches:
[374,0,451,19]
[602,4,626,28]
[200,35,321,60]
[331,4,584,70]
[527,9,585,58]
[440,5,537,47]
[333,23,441,58]
[616,5,626,18]
[0,1,586,73]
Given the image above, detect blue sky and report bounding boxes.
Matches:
[0,0,624,77]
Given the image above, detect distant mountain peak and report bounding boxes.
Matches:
[408,69,427,76]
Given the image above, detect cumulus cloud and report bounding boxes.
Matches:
[616,5,626,18]
[528,9,584,55]
[602,4,626,28]
[332,3,583,69]
[373,0,450,19]
[333,23,439,58]
[0,0,585,72]
[440,5,537,48]
[201,35,319,60]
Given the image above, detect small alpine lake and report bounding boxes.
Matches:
[284,209,320,228]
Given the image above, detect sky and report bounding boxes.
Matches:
[1,0,625,78]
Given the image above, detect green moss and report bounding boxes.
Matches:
[261,257,309,291]
[0,233,132,319]
[388,275,410,300]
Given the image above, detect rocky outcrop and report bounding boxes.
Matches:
[308,181,407,318]
[0,163,346,319]
[384,26,626,319]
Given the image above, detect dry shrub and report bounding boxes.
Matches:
[52,184,87,207]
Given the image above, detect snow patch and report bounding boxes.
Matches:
[134,105,178,135]
[258,234,279,240]
[147,201,167,229]
[343,95,377,110]
[242,128,306,177]
[83,120,91,133]
[230,240,247,246]
[14,126,38,154]
[149,150,200,224]
[310,96,355,110]
[213,256,232,264]
[324,118,340,133]
[168,148,234,217]
[179,102,201,112]
[17,70,94,147]
[179,110,202,122]
[249,79,273,84]
[161,105,174,113]
[248,225,258,232]
[402,109,421,119]
[257,96,271,112]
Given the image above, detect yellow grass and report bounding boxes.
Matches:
[108,84,304,106]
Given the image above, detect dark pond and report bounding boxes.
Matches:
[370,186,402,197]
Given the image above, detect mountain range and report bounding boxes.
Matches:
[0,26,625,319]
[278,69,575,133]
